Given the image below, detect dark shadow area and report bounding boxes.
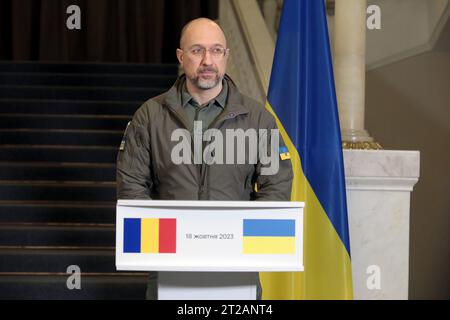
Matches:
[0,0,218,63]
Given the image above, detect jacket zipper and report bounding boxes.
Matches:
[197,111,243,198]
[165,106,204,195]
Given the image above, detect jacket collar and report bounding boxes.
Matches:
[163,74,249,120]
[181,78,228,110]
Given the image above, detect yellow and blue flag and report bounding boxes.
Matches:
[260,0,353,299]
[243,219,296,254]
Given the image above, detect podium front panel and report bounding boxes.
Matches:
[116,200,304,272]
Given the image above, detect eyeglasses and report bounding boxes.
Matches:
[182,46,229,59]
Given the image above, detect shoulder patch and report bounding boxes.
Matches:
[279,146,291,160]
[119,121,132,151]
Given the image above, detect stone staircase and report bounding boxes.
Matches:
[0,61,177,299]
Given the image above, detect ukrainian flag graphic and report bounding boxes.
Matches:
[123,218,176,253]
[279,146,291,161]
[260,0,353,299]
[243,219,296,254]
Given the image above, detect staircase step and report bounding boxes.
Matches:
[0,181,116,201]
[0,273,148,299]
[0,99,140,115]
[0,129,123,146]
[0,85,164,102]
[0,201,115,224]
[0,72,176,88]
[0,223,115,247]
[0,247,118,273]
[0,145,118,163]
[0,162,116,181]
[0,114,131,130]
[0,61,177,75]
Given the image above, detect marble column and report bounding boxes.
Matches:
[333,0,379,149]
[344,150,420,299]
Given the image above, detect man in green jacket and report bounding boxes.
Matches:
[116,18,293,300]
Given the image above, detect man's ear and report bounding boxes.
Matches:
[176,49,184,66]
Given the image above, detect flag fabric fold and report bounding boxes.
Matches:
[260,0,353,299]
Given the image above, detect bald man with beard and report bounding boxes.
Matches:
[116,18,293,300]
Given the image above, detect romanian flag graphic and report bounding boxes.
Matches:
[123,218,176,253]
[260,0,353,299]
[243,219,296,254]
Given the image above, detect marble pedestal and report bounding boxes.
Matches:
[344,150,420,300]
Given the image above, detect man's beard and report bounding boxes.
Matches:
[189,67,223,90]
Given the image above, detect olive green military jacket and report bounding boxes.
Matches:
[116,74,293,201]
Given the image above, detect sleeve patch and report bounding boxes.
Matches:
[279,146,291,160]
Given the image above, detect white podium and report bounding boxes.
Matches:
[116,200,304,300]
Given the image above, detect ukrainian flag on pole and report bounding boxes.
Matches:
[260,0,353,299]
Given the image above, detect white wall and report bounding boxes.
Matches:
[365,50,450,299]
[366,0,430,68]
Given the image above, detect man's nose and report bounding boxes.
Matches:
[201,50,213,65]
